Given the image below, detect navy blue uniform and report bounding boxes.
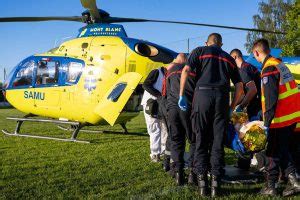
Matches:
[165,64,196,171]
[239,62,261,119]
[188,45,241,176]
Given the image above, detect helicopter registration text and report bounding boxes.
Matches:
[24,91,45,100]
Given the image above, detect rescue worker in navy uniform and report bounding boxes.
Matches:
[230,48,262,170]
[164,53,196,185]
[230,49,262,120]
[252,38,300,197]
[179,33,244,197]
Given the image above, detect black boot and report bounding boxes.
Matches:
[188,171,197,186]
[260,180,277,196]
[211,175,220,198]
[163,155,170,172]
[283,172,300,197]
[175,170,184,186]
[197,174,208,196]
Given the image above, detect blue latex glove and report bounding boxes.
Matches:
[265,127,269,136]
[178,96,187,111]
[235,104,244,112]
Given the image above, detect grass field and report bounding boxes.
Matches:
[0,108,298,199]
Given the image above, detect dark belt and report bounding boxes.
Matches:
[197,86,227,90]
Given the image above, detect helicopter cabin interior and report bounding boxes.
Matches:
[9,57,84,89]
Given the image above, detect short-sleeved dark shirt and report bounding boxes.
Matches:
[165,64,195,109]
[238,62,262,116]
[239,62,261,92]
[187,45,241,90]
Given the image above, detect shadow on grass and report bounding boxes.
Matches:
[221,185,261,197]
[89,136,148,144]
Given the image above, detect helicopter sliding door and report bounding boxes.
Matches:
[33,58,61,113]
[94,72,142,126]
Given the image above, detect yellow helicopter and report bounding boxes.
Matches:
[0,0,287,143]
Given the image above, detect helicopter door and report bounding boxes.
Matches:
[34,59,61,110]
[94,72,142,126]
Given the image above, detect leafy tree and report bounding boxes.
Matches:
[245,0,293,53]
[281,1,300,56]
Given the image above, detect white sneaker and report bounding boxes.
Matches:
[150,154,160,163]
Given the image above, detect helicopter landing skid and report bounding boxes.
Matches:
[57,125,104,133]
[2,117,89,144]
[57,122,129,134]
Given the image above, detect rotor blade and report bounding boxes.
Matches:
[0,16,83,23]
[80,0,101,21]
[105,17,285,34]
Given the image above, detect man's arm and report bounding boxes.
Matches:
[179,65,191,96]
[261,66,279,127]
[231,82,244,110]
[228,56,243,110]
[142,69,161,97]
[238,81,257,108]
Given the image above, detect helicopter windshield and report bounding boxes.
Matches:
[11,60,35,88]
[6,56,85,89]
[3,66,17,89]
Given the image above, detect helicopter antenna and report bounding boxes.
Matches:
[4,67,6,81]
[54,36,73,47]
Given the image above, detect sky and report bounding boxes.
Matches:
[0,0,262,82]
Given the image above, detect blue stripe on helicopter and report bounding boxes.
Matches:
[120,37,178,58]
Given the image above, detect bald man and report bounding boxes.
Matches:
[164,53,196,185]
[179,33,243,197]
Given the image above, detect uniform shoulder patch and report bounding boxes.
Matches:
[263,77,268,84]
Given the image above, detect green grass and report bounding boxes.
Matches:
[0,108,298,199]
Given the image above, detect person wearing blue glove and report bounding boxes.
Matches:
[178,96,187,111]
[231,49,262,171]
[166,53,196,186]
[179,33,243,197]
[235,104,244,113]
[230,49,261,119]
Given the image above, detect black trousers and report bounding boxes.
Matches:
[168,107,195,171]
[266,124,296,182]
[192,89,229,176]
[291,132,300,174]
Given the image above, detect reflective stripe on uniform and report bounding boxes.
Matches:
[272,111,300,124]
[261,57,300,128]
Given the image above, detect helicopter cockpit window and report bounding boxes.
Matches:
[66,62,83,84]
[107,83,127,102]
[12,61,35,88]
[36,60,59,86]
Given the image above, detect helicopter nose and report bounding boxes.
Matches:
[2,83,7,98]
